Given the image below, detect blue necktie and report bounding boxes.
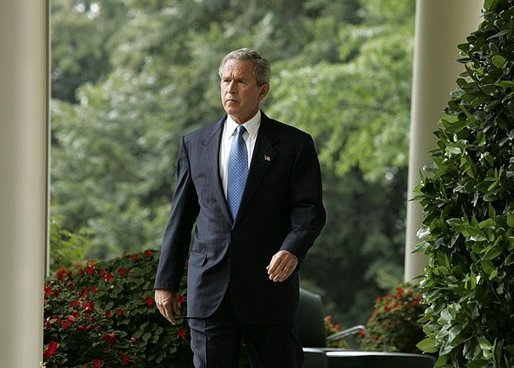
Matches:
[227,125,248,220]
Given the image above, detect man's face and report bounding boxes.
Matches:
[220,59,269,124]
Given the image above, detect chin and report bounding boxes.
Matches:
[224,108,239,116]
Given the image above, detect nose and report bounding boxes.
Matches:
[227,80,236,94]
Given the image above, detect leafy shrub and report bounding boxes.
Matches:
[360,283,425,353]
[415,0,514,366]
[49,219,92,273]
[43,249,192,367]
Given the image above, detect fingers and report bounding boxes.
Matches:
[172,297,181,316]
[155,289,181,325]
[266,250,298,283]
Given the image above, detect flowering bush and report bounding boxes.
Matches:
[43,249,192,367]
[360,283,425,353]
[324,315,349,349]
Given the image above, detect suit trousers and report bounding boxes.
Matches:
[187,289,304,368]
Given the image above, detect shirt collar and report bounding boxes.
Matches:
[226,110,261,139]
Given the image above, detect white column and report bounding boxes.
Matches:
[405,0,482,281]
[0,1,49,367]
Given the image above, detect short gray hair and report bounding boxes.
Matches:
[218,48,271,86]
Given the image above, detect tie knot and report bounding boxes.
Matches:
[236,125,246,137]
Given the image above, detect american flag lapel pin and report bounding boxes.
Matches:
[264,155,271,162]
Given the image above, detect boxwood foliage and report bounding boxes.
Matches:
[415,0,514,367]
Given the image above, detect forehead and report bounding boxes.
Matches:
[221,59,255,78]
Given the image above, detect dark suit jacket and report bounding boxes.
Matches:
[154,112,326,325]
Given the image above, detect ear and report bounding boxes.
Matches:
[258,83,270,101]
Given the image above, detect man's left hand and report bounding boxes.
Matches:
[266,250,298,282]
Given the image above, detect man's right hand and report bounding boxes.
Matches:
[155,289,181,325]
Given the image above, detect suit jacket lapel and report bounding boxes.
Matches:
[234,114,278,224]
[201,117,233,225]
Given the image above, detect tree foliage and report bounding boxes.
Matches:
[50,0,414,324]
[269,0,413,181]
[51,0,129,102]
[49,219,92,273]
[416,1,514,366]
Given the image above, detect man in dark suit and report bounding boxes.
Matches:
[154,48,325,367]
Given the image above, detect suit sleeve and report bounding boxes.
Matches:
[280,134,326,263]
[154,136,199,291]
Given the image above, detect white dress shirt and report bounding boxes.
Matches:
[219,110,261,197]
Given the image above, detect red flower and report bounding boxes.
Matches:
[60,320,72,330]
[178,327,187,339]
[118,267,127,277]
[131,254,139,261]
[144,249,154,257]
[177,294,187,304]
[144,297,155,306]
[121,354,131,366]
[83,301,95,312]
[116,308,123,317]
[395,288,405,297]
[43,341,59,361]
[85,263,95,275]
[105,310,113,319]
[44,286,54,297]
[55,268,67,281]
[92,359,104,368]
[104,273,114,282]
[102,332,117,345]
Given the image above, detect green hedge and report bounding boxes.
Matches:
[416,0,514,367]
